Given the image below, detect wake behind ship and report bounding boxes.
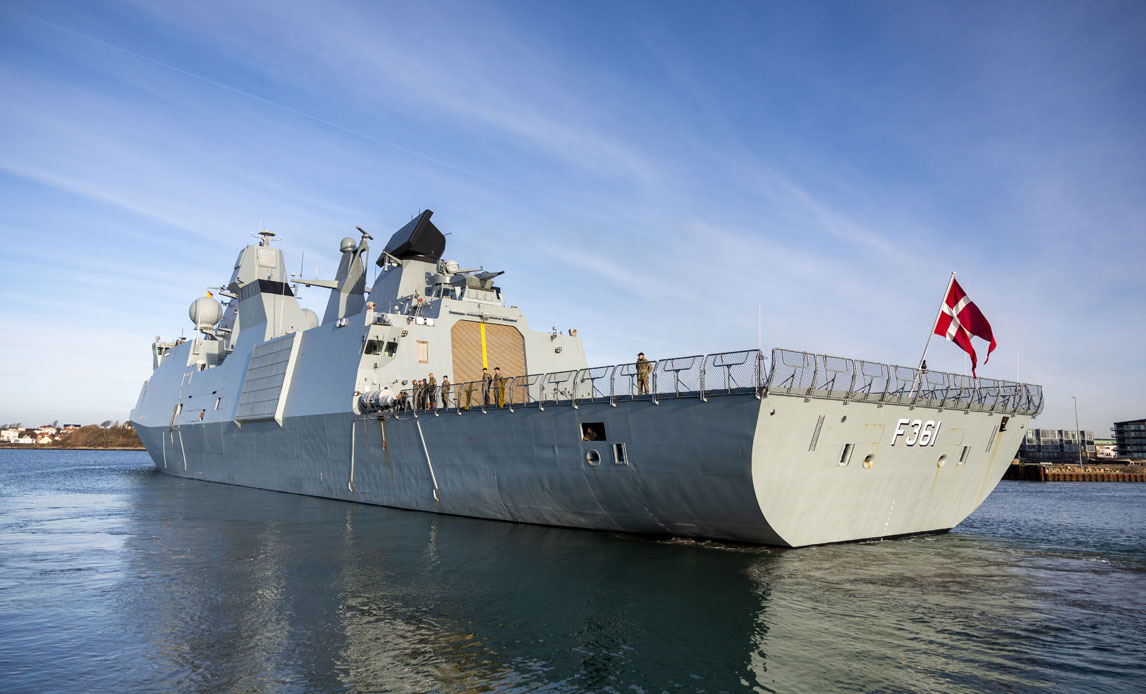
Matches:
[130,211,1043,547]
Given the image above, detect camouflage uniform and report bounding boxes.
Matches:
[636,355,651,395]
[481,369,493,406]
[493,369,505,408]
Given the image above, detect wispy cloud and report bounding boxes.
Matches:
[0,0,1142,429]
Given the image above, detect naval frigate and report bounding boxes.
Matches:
[130,211,1043,547]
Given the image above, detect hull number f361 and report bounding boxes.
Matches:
[891,419,940,447]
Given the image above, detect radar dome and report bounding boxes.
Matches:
[189,297,222,332]
[301,308,319,330]
[340,237,356,253]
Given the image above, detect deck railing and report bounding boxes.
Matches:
[383,348,1044,418]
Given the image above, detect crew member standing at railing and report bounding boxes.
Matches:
[481,367,493,406]
[493,367,505,407]
[427,373,437,411]
[440,375,450,408]
[636,352,652,395]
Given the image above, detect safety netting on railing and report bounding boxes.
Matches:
[809,354,856,399]
[542,370,577,406]
[946,374,977,409]
[507,374,543,408]
[376,346,1042,419]
[654,355,704,399]
[914,370,951,408]
[703,350,761,396]
[767,349,816,396]
[573,366,614,403]
[975,379,1001,411]
[883,365,919,405]
[851,360,891,403]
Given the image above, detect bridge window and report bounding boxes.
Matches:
[366,339,399,357]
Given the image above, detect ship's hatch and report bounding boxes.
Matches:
[450,320,526,385]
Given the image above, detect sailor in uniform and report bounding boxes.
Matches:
[493,367,505,407]
[636,353,651,395]
[481,367,493,406]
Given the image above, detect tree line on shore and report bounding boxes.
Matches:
[1,421,142,448]
[56,423,142,448]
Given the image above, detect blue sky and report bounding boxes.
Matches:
[0,0,1142,431]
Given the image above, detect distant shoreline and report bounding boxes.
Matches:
[0,445,145,451]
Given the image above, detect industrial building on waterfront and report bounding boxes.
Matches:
[1019,429,1096,462]
[1113,418,1146,460]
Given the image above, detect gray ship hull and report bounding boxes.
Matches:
[136,391,1031,547]
[131,220,1041,547]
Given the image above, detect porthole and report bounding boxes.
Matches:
[586,449,601,466]
[937,454,948,468]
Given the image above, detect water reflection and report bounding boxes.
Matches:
[119,476,773,692]
[117,474,1058,693]
[4,452,1144,693]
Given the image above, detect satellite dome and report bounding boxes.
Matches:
[340,237,356,253]
[444,260,460,274]
[301,308,319,330]
[189,297,222,332]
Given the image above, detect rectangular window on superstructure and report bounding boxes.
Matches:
[581,422,606,441]
[417,340,429,363]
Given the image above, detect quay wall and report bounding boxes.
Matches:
[1005,462,1146,482]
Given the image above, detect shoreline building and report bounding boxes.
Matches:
[1112,419,1146,460]
[1095,438,1118,459]
[1019,429,1095,462]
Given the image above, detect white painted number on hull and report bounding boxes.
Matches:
[891,419,941,447]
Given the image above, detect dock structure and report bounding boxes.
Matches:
[1005,463,1146,482]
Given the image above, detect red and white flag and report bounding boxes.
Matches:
[933,278,996,377]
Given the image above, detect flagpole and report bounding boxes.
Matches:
[909,271,956,397]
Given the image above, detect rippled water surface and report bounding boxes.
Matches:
[1,449,1144,693]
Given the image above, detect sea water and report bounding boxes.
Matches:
[1,449,1143,693]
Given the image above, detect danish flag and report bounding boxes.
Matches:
[933,278,996,377]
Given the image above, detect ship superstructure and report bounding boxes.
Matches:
[131,211,1043,547]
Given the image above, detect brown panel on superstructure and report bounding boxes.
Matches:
[451,320,484,384]
[486,324,526,377]
[487,322,527,406]
[450,321,527,404]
